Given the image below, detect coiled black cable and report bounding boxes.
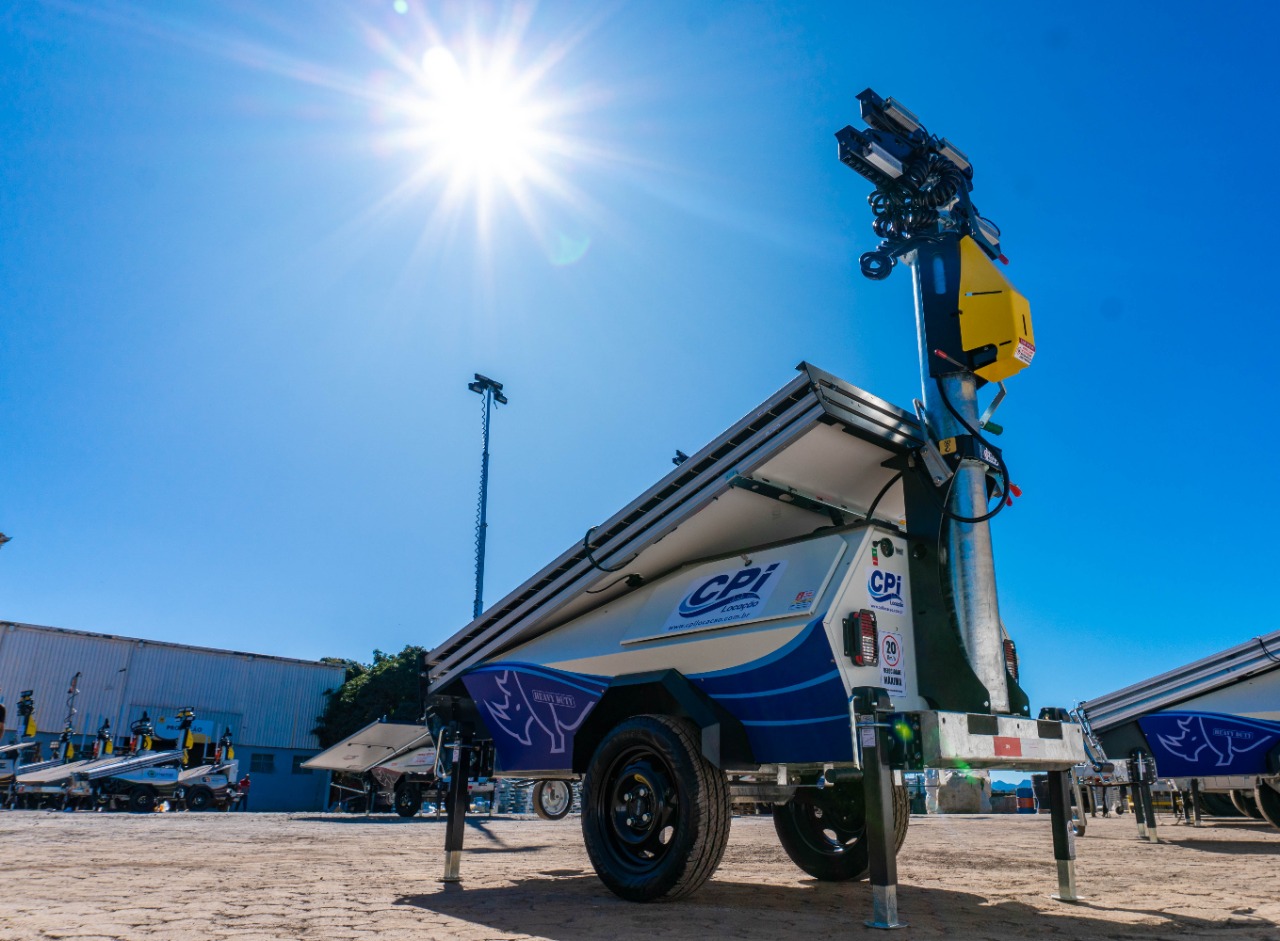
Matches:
[582,525,631,573]
[867,154,968,243]
[933,377,1010,524]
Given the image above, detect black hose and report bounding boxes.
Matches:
[931,376,1011,525]
[864,471,903,523]
[582,525,630,573]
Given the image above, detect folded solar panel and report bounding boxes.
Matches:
[428,362,922,689]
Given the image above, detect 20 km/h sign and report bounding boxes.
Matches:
[881,632,902,668]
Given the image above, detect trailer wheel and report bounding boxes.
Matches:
[1197,791,1241,817]
[1253,782,1280,830]
[128,785,157,814]
[1230,789,1263,820]
[394,781,422,818]
[186,786,215,812]
[532,780,573,820]
[773,783,910,881]
[582,715,730,902]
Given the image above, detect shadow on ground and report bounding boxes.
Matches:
[395,875,1277,941]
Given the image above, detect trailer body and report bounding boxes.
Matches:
[431,365,1081,780]
[1078,630,1280,826]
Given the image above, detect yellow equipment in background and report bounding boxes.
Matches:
[957,236,1035,383]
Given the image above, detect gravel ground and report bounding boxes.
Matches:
[0,809,1277,940]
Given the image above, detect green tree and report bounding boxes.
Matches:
[313,645,425,748]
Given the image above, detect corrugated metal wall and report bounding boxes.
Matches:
[0,622,346,749]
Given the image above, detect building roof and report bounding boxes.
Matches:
[0,620,347,750]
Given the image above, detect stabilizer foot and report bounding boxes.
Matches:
[1050,859,1081,902]
[439,850,462,883]
[865,885,908,930]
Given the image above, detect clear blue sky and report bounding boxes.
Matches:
[3,1,1277,714]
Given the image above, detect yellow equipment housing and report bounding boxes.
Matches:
[957,236,1035,383]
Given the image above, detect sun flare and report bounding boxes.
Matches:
[416,46,543,187]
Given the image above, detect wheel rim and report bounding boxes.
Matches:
[789,790,865,857]
[539,781,572,817]
[595,745,679,875]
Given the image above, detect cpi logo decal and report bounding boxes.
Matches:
[663,561,787,632]
[867,569,905,615]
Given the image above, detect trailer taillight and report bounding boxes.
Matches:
[843,609,879,667]
[1003,638,1019,682]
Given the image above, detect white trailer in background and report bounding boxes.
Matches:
[304,720,444,816]
[68,752,240,812]
[13,750,185,811]
[1077,628,1280,833]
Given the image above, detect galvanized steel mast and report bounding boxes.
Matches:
[468,374,508,620]
[836,89,1037,715]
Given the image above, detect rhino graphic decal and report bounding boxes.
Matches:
[478,669,599,757]
[1139,711,1280,777]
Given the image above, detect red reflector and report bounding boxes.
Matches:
[998,254,1009,265]
[994,736,1022,757]
[1003,638,1019,682]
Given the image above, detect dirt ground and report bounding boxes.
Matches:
[0,809,1277,941]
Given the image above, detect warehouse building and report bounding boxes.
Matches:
[0,620,347,811]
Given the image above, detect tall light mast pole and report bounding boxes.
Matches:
[837,89,1037,715]
[468,374,508,620]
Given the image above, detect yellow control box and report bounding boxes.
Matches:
[957,236,1035,382]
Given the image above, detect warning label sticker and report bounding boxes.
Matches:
[879,631,909,698]
[1014,338,1036,366]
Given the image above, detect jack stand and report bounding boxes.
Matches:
[1140,781,1159,843]
[1047,769,1080,902]
[854,688,906,930]
[440,736,472,883]
[1127,761,1148,840]
[1189,779,1204,828]
[1131,755,1158,843]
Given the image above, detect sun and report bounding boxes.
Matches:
[416,46,545,187]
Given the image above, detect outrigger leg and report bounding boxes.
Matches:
[1047,769,1079,901]
[440,734,472,883]
[1127,760,1148,840]
[1140,780,1158,843]
[854,688,906,930]
[1189,778,1204,827]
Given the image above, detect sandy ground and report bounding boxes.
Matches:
[0,809,1277,941]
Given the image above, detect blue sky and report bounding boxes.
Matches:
[2,1,1277,714]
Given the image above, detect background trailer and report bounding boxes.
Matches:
[1078,628,1280,830]
[0,621,345,811]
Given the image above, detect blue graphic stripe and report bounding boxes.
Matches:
[714,669,842,700]
[467,662,608,696]
[692,618,830,691]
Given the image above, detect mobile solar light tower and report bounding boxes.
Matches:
[468,374,508,620]
[837,90,1074,911]
[422,91,1085,924]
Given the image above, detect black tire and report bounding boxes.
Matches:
[187,786,215,812]
[773,783,910,881]
[1197,791,1242,818]
[532,780,573,821]
[128,786,156,814]
[1253,782,1280,830]
[1230,789,1263,819]
[394,781,422,818]
[582,715,731,902]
